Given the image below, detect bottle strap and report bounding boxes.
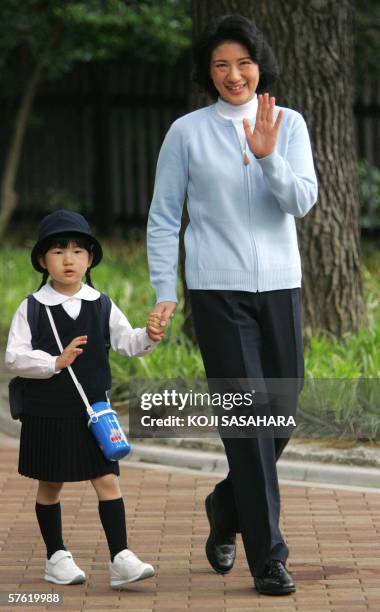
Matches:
[45,305,95,418]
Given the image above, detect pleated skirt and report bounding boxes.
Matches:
[19,415,120,482]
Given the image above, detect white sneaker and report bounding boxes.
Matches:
[44,550,86,585]
[110,549,155,588]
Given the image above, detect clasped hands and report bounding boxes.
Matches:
[53,301,175,371]
[243,92,283,159]
[146,301,176,341]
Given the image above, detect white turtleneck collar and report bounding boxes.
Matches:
[215,94,258,121]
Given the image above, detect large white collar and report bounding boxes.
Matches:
[216,94,258,121]
[33,282,100,305]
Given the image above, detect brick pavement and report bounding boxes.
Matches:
[0,447,380,612]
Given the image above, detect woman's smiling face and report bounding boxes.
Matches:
[210,41,260,105]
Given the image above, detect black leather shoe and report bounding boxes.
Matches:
[205,493,236,574]
[254,560,296,596]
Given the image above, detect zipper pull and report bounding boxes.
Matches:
[243,150,250,165]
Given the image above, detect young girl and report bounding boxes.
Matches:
[5,209,164,589]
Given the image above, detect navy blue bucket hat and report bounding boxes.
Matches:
[31,210,103,273]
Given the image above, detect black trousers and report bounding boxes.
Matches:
[189,289,304,577]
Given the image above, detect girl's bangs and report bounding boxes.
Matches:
[42,234,93,252]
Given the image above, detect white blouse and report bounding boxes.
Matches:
[5,283,159,379]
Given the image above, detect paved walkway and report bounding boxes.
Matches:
[1,446,380,611]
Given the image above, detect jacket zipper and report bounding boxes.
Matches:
[234,129,259,291]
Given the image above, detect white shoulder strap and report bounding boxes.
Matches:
[45,305,95,417]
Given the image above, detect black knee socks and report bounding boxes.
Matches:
[35,498,127,562]
[35,502,66,559]
[98,497,128,561]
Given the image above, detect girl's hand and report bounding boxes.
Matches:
[152,301,177,327]
[243,93,283,159]
[147,313,165,341]
[55,336,87,371]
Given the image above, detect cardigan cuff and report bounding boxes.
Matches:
[155,282,178,305]
[255,150,282,174]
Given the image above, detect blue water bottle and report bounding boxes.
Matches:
[88,401,131,461]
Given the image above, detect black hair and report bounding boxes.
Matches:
[38,270,50,290]
[192,14,280,100]
[36,233,95,290]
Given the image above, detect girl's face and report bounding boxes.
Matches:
[210,41,259,105]
[38,241,93,294]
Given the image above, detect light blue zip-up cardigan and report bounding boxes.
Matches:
[147,104,318,303]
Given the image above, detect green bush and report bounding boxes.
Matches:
[359,160,380,229]
[1,236,379,441]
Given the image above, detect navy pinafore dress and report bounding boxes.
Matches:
[18,298,120,481]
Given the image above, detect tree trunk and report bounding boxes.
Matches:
[0,62,43,237]
[187,0,364,337]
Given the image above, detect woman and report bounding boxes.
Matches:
[147,14,317,596]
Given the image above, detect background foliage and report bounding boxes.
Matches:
[1,238,379,440]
